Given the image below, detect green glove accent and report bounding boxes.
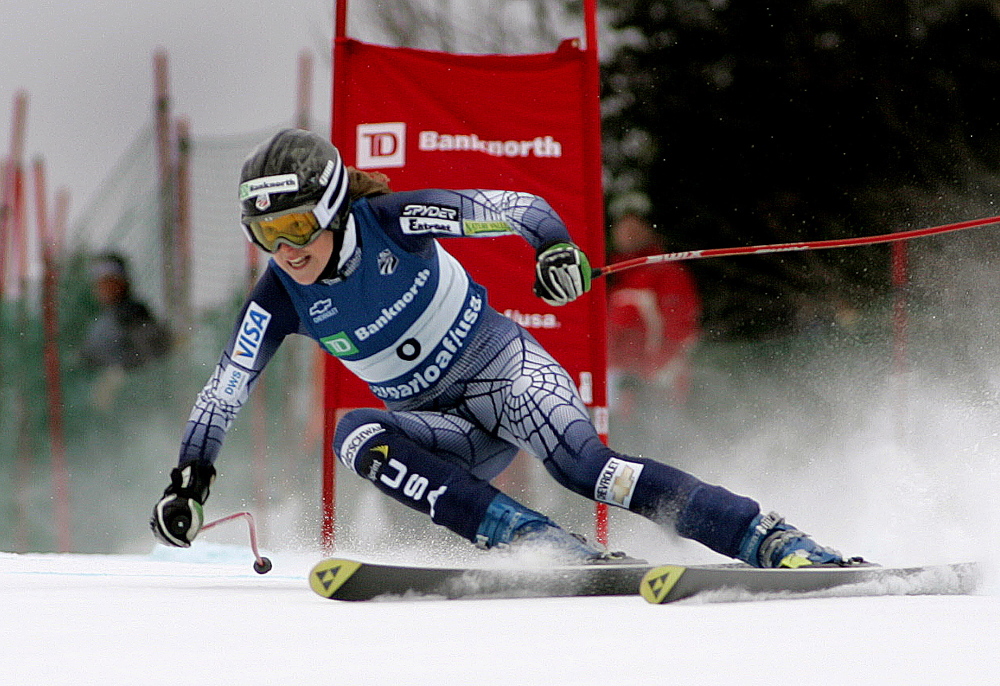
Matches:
[533,242,592,306]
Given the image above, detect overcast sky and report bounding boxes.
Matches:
[2,1,596,231]
[2,0,338,222]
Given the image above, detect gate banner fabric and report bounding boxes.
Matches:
[327,37,607,411]
[323,37,608,544]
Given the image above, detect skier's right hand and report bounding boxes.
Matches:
[533,242,592,306]
[150,460,216,548]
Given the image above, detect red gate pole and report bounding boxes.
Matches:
[35,158,72,552]
[153,50,177,328]
[582,0,610,546]
[6,92,30,550]
[12,158,31,552]
[2,91,29,300]
[320,0,351,552]
[175,117,193,348]
[0,157,12,298]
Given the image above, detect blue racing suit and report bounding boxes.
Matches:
[178,189,759,557]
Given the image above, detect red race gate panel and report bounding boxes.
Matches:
[322,37,608,546]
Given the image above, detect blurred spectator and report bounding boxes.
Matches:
[79,253,171,410]
[606,194,702,414]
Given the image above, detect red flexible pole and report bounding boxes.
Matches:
[202,511,272,574]
[592,214,1000,278]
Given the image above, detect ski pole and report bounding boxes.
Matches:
[202,511,273,574]
[591,214,1000,279]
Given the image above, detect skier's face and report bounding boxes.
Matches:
[273,229,335,285]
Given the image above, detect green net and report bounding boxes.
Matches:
[1,122,327,554]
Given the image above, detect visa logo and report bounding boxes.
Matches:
[233,301,271,367]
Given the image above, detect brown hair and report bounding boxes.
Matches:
[348,167,392,199]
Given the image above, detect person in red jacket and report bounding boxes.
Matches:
[607,194,701,413]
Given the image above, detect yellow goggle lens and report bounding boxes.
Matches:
[247,211,321,252]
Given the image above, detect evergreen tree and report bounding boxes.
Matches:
[600,0,1000,338]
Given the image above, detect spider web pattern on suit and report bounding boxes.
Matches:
[379,324,592,480]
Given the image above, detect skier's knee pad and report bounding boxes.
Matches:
[336,417,500,543]
[333,408,393,472]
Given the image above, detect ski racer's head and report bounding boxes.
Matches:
[239,129,350,283]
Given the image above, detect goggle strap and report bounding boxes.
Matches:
[240,223,258,246]
[336,215,358,271]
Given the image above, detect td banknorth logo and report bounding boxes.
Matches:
[321,332,359,358]
[355,122,565,170]
[357,122,406,169]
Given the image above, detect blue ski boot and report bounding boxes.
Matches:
[476,493,633,564]
[509,520,640,564]
[737,512,847,568]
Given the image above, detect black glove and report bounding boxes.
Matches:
[533,242,592,306]
[150,460,216,548]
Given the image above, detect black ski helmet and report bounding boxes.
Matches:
[239,129,350,230]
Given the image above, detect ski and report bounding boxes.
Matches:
[639,561,981,604]
[309,557,981,603]
[309,557,653,601]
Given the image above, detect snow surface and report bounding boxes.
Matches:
[2,544,996,686]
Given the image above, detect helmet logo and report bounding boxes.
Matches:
[240,173,300,212]
[319,160,335,186]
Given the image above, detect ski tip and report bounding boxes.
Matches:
[639,565,687,604]
[309,558,363,599]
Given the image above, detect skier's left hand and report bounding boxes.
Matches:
[533,242,592,306]
[150,460,216,548]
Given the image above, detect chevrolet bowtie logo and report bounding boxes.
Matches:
[610,466,636,504]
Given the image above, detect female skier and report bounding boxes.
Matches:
[152,129,854,568]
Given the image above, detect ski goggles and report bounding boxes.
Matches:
[242,205,324,253]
